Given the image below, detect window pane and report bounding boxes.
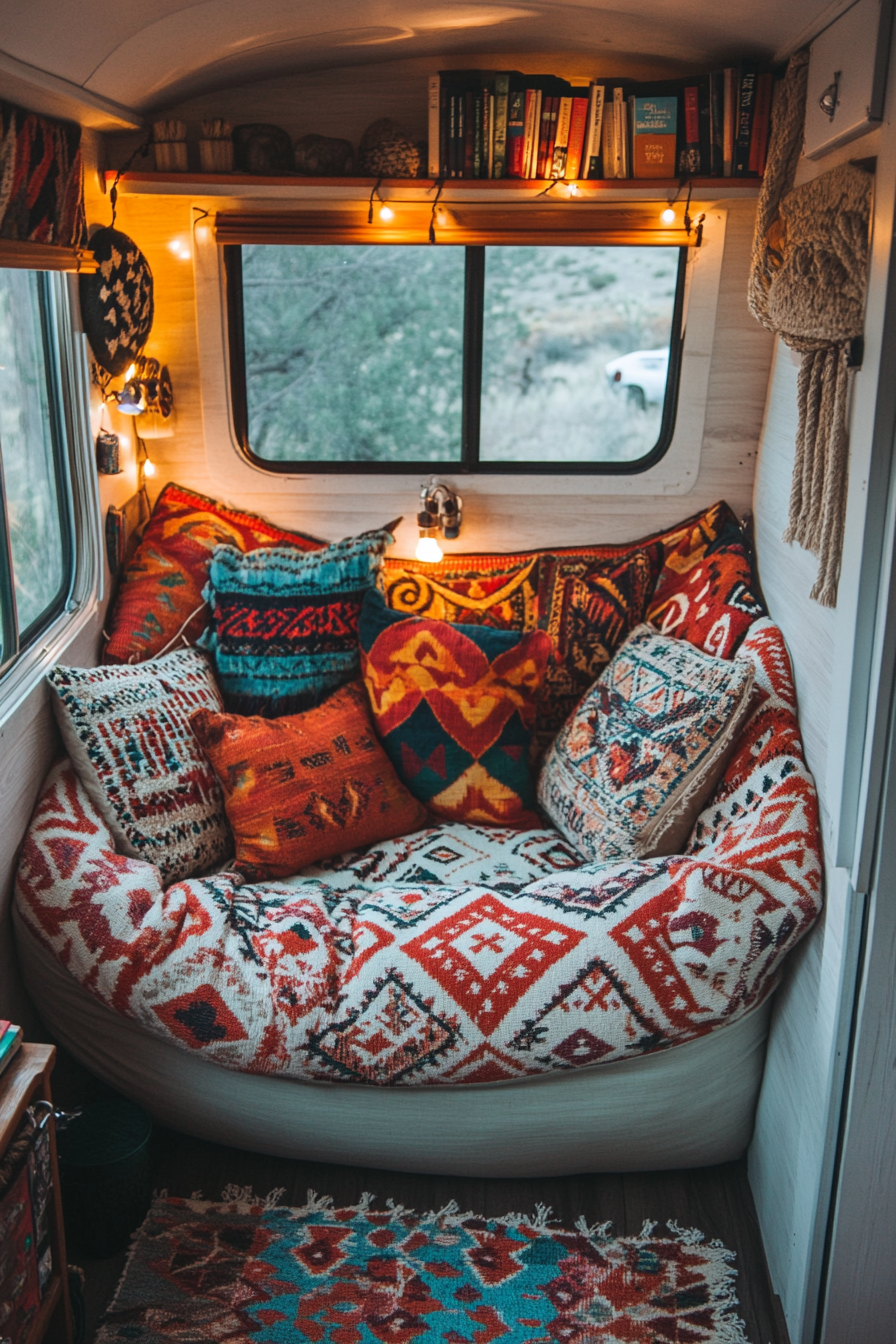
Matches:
[243,244,466,463]
[0,270,67,635]
[478,245,681,464]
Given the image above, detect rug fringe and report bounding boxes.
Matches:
[667,1218,707,1246]
[574,1214,614,1241]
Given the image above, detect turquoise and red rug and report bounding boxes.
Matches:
[96,1188,750,1343]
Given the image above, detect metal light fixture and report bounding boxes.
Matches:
[115,365,146,415]
[416,478,462,563]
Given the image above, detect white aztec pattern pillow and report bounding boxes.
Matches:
[48,648,230,884]
[538,625,755,864]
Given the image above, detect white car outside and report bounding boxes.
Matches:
[605,348,670,410]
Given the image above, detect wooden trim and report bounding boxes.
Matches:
[215,203,698,247]
[0,241,97,273]
[107,169,761,198]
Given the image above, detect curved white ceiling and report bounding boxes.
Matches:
[0,0,845,115]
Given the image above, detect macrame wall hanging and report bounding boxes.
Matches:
[748,48,872,607]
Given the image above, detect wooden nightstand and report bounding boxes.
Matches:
[1,1045,72,1344]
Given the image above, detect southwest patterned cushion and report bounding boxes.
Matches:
[539,625,755,864]
[103,483,323,665]
[192,681,428,881]
[16,620,822,1085]
[382,501,763,736]
[647,503,765,658]
[535,547,661,735]
[359,590,552,827]
[201,529,395,716]
[47,649,230,885]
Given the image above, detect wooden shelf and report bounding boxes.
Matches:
[0,1044,54,1151]
[1,1044,73,1344]
[106,170,761,202]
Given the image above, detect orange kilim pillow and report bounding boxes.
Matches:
[103,483,324,665]
[191,681,428,882]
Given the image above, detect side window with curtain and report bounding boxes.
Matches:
[0,269,73,673]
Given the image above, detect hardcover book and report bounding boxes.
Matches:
[680,85,700,175]
[507,86,526,176]
[565,95,590,179]
[723,67,737,176]
[584,83,606,177]
[535,95,556,178]
[428,73,440,177]
[632,95,677,178]
[734,67,757,175]
[749,71,774,175]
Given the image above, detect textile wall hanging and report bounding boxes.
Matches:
[748,49,872,607]
[0,100,86,249]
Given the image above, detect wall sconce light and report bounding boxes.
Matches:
[96,356,174,423]
[415,478,462,563]
[116,366,146,415]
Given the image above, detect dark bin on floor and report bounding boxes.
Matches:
[57,1094,152,1258]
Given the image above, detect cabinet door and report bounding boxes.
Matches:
[804,0,894,159]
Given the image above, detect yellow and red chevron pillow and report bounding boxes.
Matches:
[359,590,552,827]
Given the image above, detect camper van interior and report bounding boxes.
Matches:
[1,0,895,1340]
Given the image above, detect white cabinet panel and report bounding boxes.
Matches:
[805,0,893,158]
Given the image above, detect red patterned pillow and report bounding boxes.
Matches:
[192,681,428,881]
[103,483,324,665]
[647,503,765,658]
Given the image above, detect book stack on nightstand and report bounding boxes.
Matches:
[0,1045,72,1344]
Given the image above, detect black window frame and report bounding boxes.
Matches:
[0,270,75,673]
[224,242,687,477]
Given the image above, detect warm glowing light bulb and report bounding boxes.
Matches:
[415,534,443,563]
[378,204,394,222]
[661,207,676,225]
[124,363,136,380]
[143,458,157,479]
[568,182,579,196]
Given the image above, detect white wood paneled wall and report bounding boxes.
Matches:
[94,185,772,553]
[748,99,896,1343]
[749,342,861,1342]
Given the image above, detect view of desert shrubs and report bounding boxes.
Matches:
[242,243,680,464]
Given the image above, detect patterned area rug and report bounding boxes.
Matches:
[95,1189,750,1343]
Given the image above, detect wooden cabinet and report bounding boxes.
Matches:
[0,1045,72,1344]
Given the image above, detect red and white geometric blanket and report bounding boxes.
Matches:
[15,620,822,1085]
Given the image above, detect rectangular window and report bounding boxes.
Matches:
[0,270,73,669]
[227,242,685,474]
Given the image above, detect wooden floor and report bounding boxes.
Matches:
[52,1052,790,1344]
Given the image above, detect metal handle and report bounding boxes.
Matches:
[819,72,841,120]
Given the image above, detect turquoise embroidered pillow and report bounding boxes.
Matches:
[201,529,394,716]
[538,625,755,863]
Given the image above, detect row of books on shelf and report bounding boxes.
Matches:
[0,1020,23,1076]
[428,67,779,182]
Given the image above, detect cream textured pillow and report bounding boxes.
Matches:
[48,648,230,885]
[538,624,755,863]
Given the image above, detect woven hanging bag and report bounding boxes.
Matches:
[748,50,872,606]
